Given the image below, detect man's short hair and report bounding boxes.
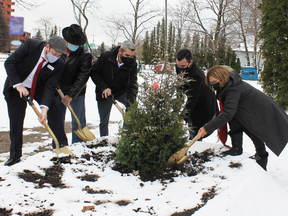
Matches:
[176,49,192,62]
[120,40,135,52]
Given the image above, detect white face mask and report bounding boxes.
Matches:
[47,52,60,63]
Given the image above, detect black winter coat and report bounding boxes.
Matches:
[3,38,64,108]
[59,46,92,99]
[204,71,288,156]
[176,62,218,132]
[90,46,138,105]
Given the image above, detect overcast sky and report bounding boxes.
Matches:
[13,0,178,47]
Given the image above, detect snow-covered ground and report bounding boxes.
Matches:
[0,53,288,215]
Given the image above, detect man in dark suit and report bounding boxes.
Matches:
[3,36,68,166]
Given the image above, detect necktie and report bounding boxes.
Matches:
[218,96,228,145]
[30,57,46,100]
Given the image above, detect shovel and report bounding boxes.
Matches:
[23,95,74,155]
[168,134,199,167]
[107,95,125,116]
[56,88,95,142]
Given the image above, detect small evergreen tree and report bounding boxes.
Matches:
[116,72,189,174]
[258,0,288,109]
[34,29,44,40]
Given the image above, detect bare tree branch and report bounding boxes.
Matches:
[70,0,98,53]
[105,0,161,46]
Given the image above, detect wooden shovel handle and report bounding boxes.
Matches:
[187,134,200,148]
[30,104,60,149]
[56,88,82,129]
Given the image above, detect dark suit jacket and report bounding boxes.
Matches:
[3,38,64,108]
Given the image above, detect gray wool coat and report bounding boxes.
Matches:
[204,71,288,156]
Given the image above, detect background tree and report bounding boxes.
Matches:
[167,21,176,63]
[174,0,234,65]
[230,0,251,66]
[100,42,105,55]
[0,6,9,53]
[258,0,288,109]
[142,31,151,64]
[49,25,58,38]
[34,29,44,40]
[14,0,40,10]
[106,0,160,46]
[35,17,55,41]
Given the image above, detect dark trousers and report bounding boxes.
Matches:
[97,92,127,137]
[5,95,68,160]
[228,118,266,155]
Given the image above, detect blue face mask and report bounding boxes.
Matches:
[47,52,60,63]
[67,43,79,52]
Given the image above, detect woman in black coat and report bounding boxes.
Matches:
[197,65,288,170]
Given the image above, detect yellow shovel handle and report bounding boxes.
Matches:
[56,88,82,129]
[31,104,60,150]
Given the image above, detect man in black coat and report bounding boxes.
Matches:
[57,24,92,144]
[90,40,138,136]
[3,36,68,166]
[176,49,218,139]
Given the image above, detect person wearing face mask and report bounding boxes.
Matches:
[3,36,69,166]
[176,49,218,140]
[90,40,138,137]
[56,24,92,144]
[197,65,288,170]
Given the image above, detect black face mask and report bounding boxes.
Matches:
[121,55,135,67]
[177,64,191,73]
[211,82,221,91]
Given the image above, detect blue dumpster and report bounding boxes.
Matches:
[241,66,258,81]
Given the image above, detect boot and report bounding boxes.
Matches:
[255,152,268,171]
[249,134,268,170]
[221,133,243,156]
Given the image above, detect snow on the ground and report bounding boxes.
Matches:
[0,57,288,216]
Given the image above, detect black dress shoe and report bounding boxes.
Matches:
[4,158,20,166]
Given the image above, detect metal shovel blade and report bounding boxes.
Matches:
[60,146,74,155]
[73,129,88,142]
[168,134,199,167]
[81,126,95,141]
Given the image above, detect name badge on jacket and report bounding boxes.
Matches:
[47,64,54,71]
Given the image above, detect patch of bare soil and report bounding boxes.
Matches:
[83,186,113,194]
[171,186,217,216]
[0,208,53,216]
[18,163,67,189]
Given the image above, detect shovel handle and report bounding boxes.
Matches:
[56,88,82,129]
[107,95,125,116]
[187,134,200,148]
[23,95,60,150]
